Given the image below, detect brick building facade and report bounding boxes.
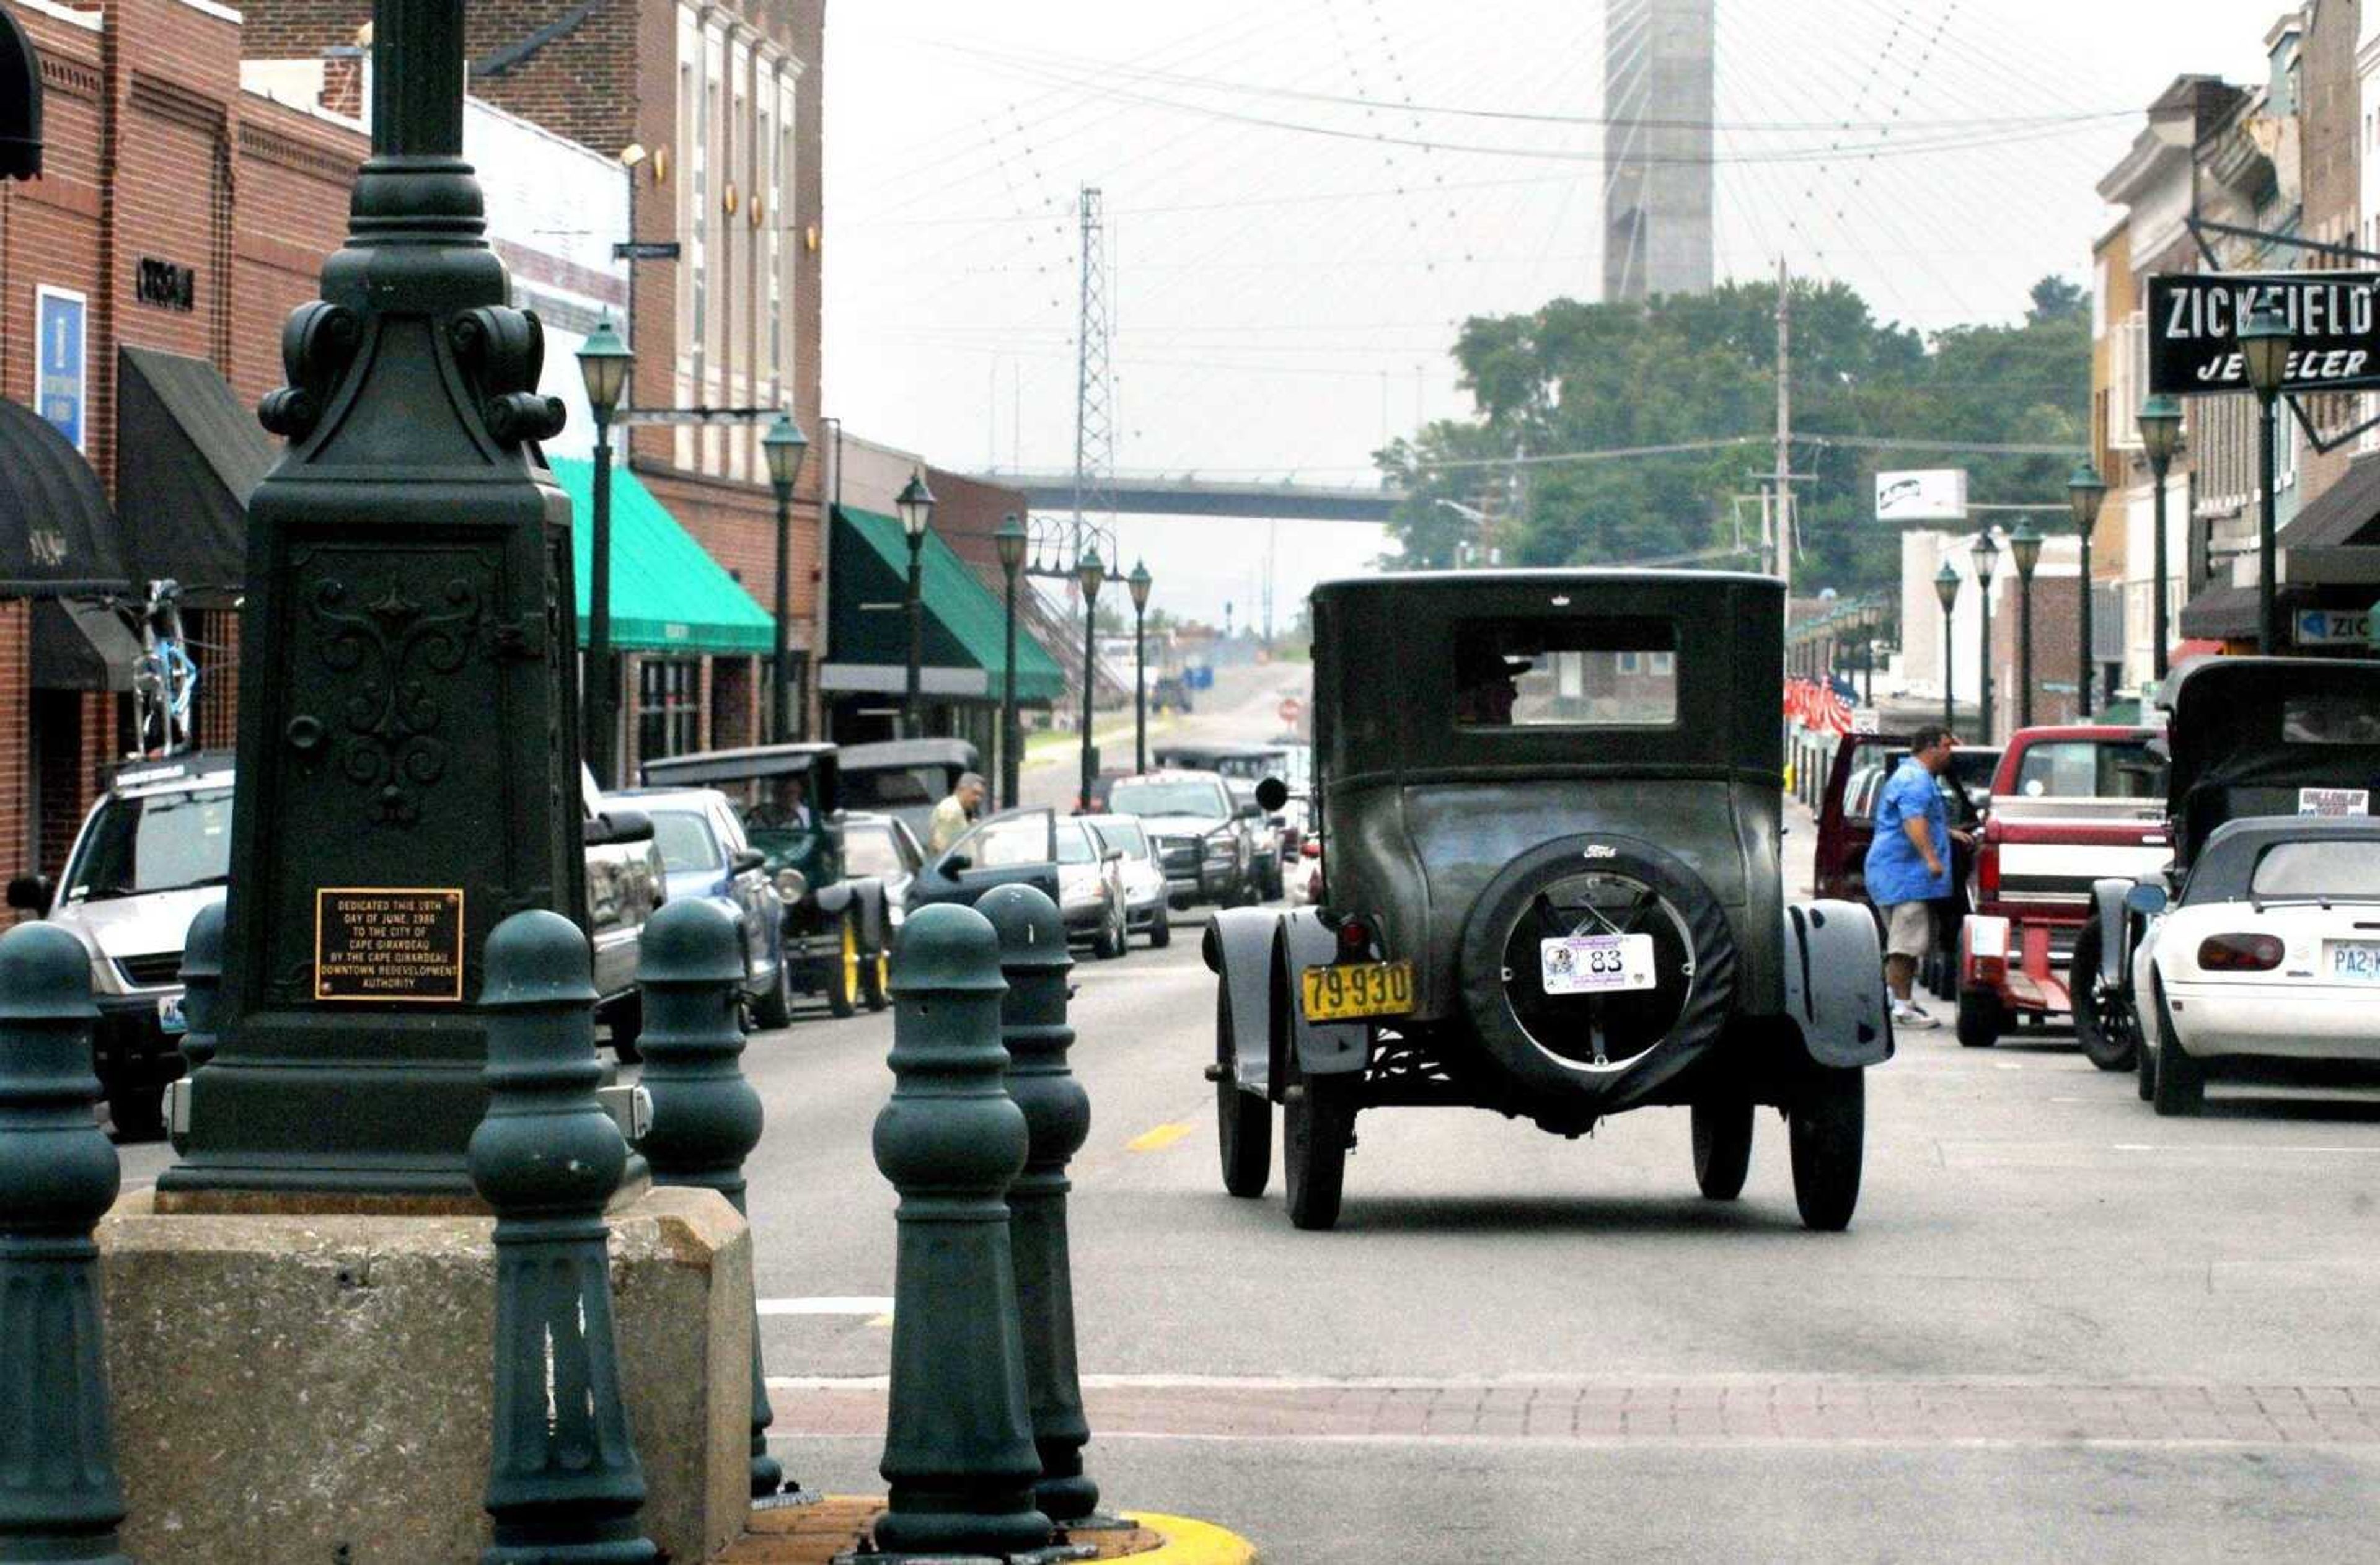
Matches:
[0,0,364,889]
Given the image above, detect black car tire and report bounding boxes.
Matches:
[1261,855,1285,902]
[108,1086,168,1144]
[1789,1065,1864,1232]
[2149,976,2204,1116]
[1282,1048,1354,1232]
[861,943,891,1012]
[827,914,860,1020]
[1691,1099,1753,1201]
[1216,982,1270,1199]
[2136,994,2159,1101]
[1148,909,1173,949]
[2069,920,2134,1072]
[608,992,643,1065]
[753,953,795,1031]
[1954,984,2002,1049]
[1093,894,1127,961]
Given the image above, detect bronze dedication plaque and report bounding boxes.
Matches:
[314,888,467,1002]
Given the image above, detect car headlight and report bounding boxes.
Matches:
[773,868,808,904]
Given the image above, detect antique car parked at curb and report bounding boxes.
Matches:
[638,743,891,1019]
[605,786,795,1029]
[2081,658,2380,1114]
[839,738,981,843]
[1204,571,1892,1232]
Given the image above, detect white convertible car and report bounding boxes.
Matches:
[2132,816,2380,1114]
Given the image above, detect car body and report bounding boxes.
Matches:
[1204,570,1890,1232]
[1104,770,1266,909]
[604,787,793,1028]
[2082,658,2380,1114]
[840,810,925,938]
[1814,731,1998,997]
[1082,812,1173,948]
[904,805,1073,933]
[838,739,981,842]
[1155,741,1300,894]
[1957,726,2168,1054]
[6,754,664,1131]
[638,743,891,1018]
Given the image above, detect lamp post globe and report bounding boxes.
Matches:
[576,315,633,418]
[2138,396,2182,684]
[2237,296,2291,654]
[2067,458,2107,715]
[1934,560,1961,735]
[760,414,809,742]
[1075,549,1104,812]
[996,515,1026,808]
[896,471,937,738]
[577,316,635,785]
[1127,560,1152,776]
[1968,531,1999,741]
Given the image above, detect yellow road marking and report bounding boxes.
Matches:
[1127,1122,1194,1153]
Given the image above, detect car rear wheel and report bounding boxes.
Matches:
[1789,1066,1864,1232]
[1690,1100,1753,1201]
[1093,895,1127,961]
[753,953,795,1030]
[1954,984,2002,1049]
[2148,977,2203,1116]
[1283,1049,1354,1232]
[861,944,890,1013]
[1215,982,1270,1199]
[1148,908,1173,949]
[608,993,643,1064]
[2135,995,2159,1101]
[827,916,860,1020]
[2069,921,2135,1072]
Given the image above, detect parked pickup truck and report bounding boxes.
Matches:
[1954,725,2169,1057]
[1814,731,1999,999]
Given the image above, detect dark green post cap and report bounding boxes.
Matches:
[638,898,747,988]
[886,903,1010,998]
[480,909,601,1010]
[978,883,1073,978]
[0,923,97,1023]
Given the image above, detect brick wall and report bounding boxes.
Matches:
[0,603,26,912]
[1990,575,2089,739]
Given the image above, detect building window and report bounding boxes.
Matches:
[639,659,703,761]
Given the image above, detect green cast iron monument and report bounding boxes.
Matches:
[160,0,583,1201]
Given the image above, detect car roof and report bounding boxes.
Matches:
[2187,814,2380,903]
[105,751,237,796]
[639,743,837,784]
[1110,768,1225,784]
[606,787,732,814]
[1153,741,1288,759]
[837,739,979,772]
[1313,566,1780,599]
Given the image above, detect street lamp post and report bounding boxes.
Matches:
[578,316,633,785]
[1075,549,1104,812]
[1128,560,1152,775]
[2009,519,2042,728]
[2066,460,2107,715]
[1970,529,2000,741]
[1935,562,1961,735]
[2238,297,2292,655]
[761,415,809,743]
[896,471,937,739]
[996,514,1026,809]
[2136,396,2182,684]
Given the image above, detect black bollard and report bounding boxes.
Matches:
[177,902,225,1073]
[632,897,787,1501]
[0,922,131,1565]
[469,910,658,1565]
[977,884,1101,1528]
[870,903,1055,1560]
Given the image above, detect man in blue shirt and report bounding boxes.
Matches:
[1863,725,1968,1029]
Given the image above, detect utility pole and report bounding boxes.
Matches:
[1773,255,1794,597]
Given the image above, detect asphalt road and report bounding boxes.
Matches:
[115,681,2380,1559]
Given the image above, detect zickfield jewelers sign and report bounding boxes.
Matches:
[2149,271,2380,395]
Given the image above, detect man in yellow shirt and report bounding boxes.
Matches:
[927,772,988,855]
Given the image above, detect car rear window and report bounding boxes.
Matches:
[2283,694,2380,744]
[649,811,721,873]
[2012,740,2164,800]
[2251,839,2380,900]
[1455,617,1678,728]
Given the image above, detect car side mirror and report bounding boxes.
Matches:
[730,847,767,875]
[940,852,972,876]
[1103,846,1125,863]
[1255,776,1289,812]
[584,808,656,847]
[5,874,51,915]
[2123,883,2169,918]
[1236,801,1263,821]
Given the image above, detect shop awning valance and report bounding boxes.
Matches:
[116,346,273,607]
[1,3,42,181]
[823,505,1065,705]
[546,457,777,656]
[0,394,123,596]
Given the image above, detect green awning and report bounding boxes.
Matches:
[547,457,776,656]
[826,506,1065,704]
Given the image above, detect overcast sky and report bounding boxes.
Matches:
[822,2,2278,626]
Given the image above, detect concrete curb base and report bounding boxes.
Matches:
[718,1496,1257,1563]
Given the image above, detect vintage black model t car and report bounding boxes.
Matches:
[1204,570,1891,1231]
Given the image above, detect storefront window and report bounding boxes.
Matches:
[638,659,702,762]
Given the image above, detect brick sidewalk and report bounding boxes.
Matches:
[769,1377,2380,1445]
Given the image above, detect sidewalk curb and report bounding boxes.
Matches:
[720,1495,1258,1562]
[1119,1510,1261,1563]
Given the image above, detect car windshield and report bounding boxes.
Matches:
[844,824,908,878]
[2013,740,2165,800]
[649,811,721,873]
[961,815,1054,868]
[1455,616,1678,728]
[1055,821,1097,865]
[68,787,234,901]
[1109,779,1228,818]
[2252,840,2380,901]
[1093,819,1150,858]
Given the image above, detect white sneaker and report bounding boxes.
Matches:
[1891,1000,1939,1029]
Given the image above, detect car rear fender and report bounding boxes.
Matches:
[2089,877,2134,987]
[1203,906,1279,1096]
[1781,899,1893,1068]
[1274,907,1370,1078]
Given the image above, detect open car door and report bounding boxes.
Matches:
[906,807,1062,912]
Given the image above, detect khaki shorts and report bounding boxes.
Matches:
[1881,901,1934,961]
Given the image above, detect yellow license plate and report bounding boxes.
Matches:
[1300,960,1414,1021]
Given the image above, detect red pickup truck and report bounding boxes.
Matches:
[1954,726,2169,1057]
[1814,733,1999,999]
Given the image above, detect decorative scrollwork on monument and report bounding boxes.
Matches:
[305,571,487,824]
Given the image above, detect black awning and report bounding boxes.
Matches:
[0,394,123,596]
[116,347,271,607]
[31,596,140,692]
[1,4,42,181]
[2276,452,2380,551]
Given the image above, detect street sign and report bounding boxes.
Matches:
[2295,607,2372,646]
[1277,696,1303,725]
[1851,708,1881,735]
[612,240,682,262]
[2148,271,2380,395]
[1874,469,1967,525]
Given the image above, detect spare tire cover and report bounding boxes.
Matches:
[1457,832,1738,1107]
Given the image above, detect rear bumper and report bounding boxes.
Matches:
[2164,979,2380,1060]
[94,994,186,1092]
[1962,912,2082,1015]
